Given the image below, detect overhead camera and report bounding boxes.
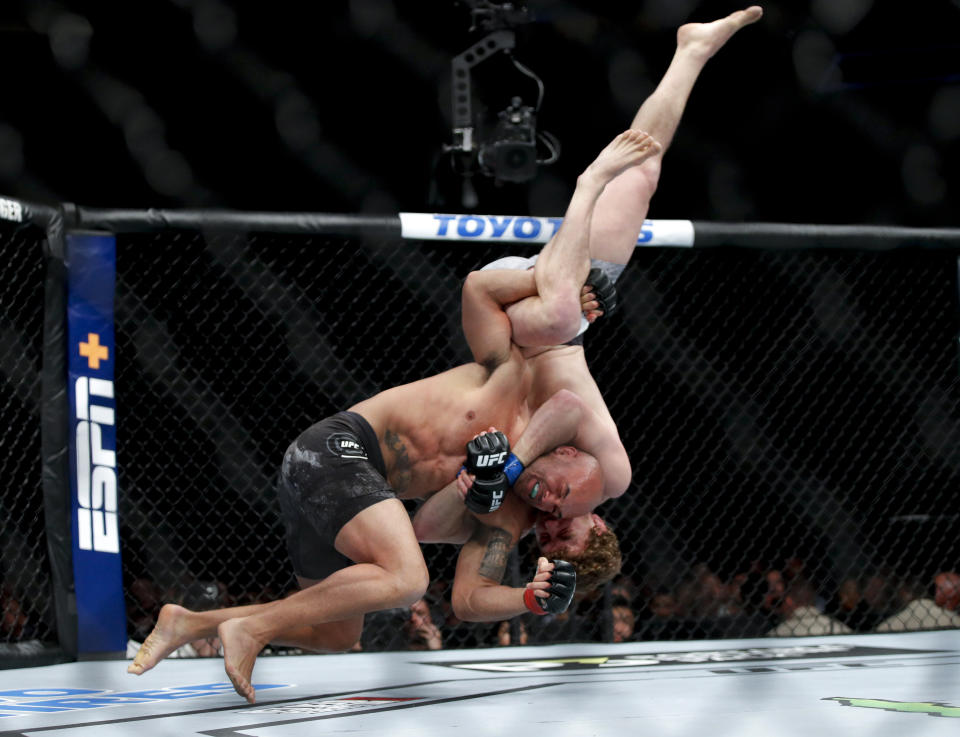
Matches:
[479,97,537,182]
[444,1,560,189]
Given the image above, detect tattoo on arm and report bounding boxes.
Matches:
[384,429,411,494]
[476,527,513,583]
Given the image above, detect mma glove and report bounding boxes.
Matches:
[463,431,511,514]
[586,267,618,317]
[523,560,577,615]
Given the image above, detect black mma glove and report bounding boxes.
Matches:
[524,560,577,615]
[463,431,510,514]
[586,266,618,317]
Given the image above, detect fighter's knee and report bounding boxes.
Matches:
[386,563,429,608]
[542,298,584,345]
[628,159,661,201]
[518,288,581,346]
[400,565,430,607]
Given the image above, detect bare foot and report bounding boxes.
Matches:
[584,129,662,188]
[677,6,763,61]
[127,604,197,676]
[219,618,264,704]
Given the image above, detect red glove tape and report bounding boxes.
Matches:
[523,587,547,615]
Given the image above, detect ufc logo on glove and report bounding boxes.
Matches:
[475,452,508,467]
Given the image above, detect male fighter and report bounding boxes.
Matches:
[127,129,657,703]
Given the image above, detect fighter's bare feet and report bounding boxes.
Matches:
[583,129,662,188]
[219,618,264,704]
[677,6,763,61]
[127,604,195,676]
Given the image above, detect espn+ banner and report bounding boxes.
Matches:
[66,232,126,654]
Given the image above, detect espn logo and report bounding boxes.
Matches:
[75,377,118,553]
[474,452,507,468]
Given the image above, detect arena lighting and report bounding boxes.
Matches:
[445,0,560,186]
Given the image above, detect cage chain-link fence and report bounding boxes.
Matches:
[0,220,57,652]
[111,230,960,652]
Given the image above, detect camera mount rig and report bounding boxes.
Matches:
[446,1,559,184]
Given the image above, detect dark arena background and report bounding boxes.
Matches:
[1,2,960,734]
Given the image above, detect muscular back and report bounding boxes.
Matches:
[350,351,532,499]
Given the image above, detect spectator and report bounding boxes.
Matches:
[403,598,444,651]
[611,597,636,643]
[859,571,898,630]
[126,579,225,660]
[825,577,873,631]
[495,619,529,647]
[425,579,459,628]
[609,575,637,608]
[1,588,37,641]
[875,573,960,632]
[694,564,732,617]
[738,566,787,626]
[674,564,737,619]
[648,589,680,619]
[783,557,807,583]
[634,588,688,641]
[723,569,778,637]
[934,571,960,612]
[766,576,851,637]
[361,598,446,651]
[765,569,786,611]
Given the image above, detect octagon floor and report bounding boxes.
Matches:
[1,630,958,736]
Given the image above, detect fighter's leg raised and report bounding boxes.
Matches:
[589,6,763,265]
[218,498,428,703]
[505,129,661,347]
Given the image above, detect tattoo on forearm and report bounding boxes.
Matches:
[477,527,512,583]
[384,429,411,494]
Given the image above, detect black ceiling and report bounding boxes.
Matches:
[1,0,958,226]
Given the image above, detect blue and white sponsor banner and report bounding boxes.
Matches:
[66,232,126,653]
[399,212,695,247]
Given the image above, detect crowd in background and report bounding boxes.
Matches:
[6,563,958,655]
[6,564,959,655]
[9,562,957,653]
[104,561,960,659]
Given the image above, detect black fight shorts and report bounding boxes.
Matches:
[277,411,394,580]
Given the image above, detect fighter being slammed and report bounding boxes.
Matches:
[128,127,659,703]
[415,6,765,613]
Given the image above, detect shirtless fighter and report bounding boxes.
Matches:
[127,129,657,704]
